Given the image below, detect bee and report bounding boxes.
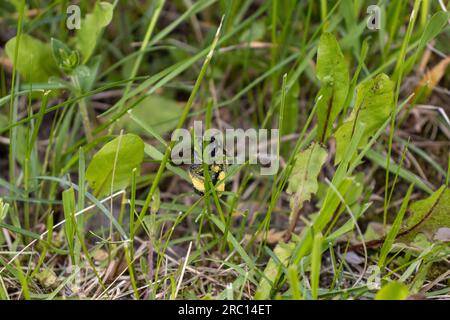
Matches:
[187,132,227,195]
[188,163,226,196]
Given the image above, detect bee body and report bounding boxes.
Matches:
[188,164,226,195]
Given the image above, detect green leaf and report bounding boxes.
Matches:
[255,242,295,300]
[0,198,10,222]
[0,220,42,240]
[310,232,323,300]
[398,185,450,243]
[5,34,59,82]
[379,184,414,268]
[282,81,300,136]
[119,95,183,136]
[76,1,114,63]
[334,73,394,164]
[144,143,190,182]
[287,265,302,300]
[315,32,349,143]
[0,112,30,167]
[312,177,354,234]
[417,11,450,54]
[62,187,76,255]
[287,142,328,219]
[2,112,32,168]
[365,149,433,194]
[209,215,256,271]
[375,281,409,300]
[51,38,80,72]
[86,134,144,197]
[72,56,101,93]
[239,20,266,42]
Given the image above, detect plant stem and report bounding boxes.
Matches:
[134,17,224,234]
[78,97,93,143]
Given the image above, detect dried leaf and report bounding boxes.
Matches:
[345,251,364,265]
[93,249,109,262]
[35,268,57,288]
[434,227,450,242]
[413,56,450,102]
[244,229,286,245]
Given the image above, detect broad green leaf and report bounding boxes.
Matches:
[334,73,394,164]
[375,281,409,300]
[5,34,59,82]
[398,185,449,243]
[287,142,328,220]
[255,242,295,300]
[76,1,114,63]
[86,134,144,197]
[315,32,349,143]
[119,95,183,136]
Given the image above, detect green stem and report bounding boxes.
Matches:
[78,97,93,143]
[134,17,224,235]
[7,0,25,232]
[115,0,165,118]
[384,0,422,226]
